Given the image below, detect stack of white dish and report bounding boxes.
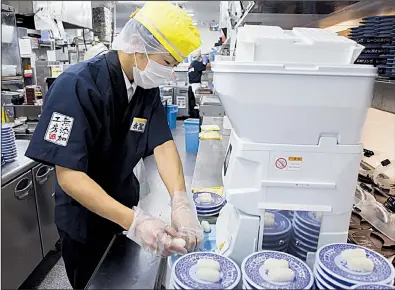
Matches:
[170,252,241,289]
[2,124,17,163]
[241,251,314,289]
[314,243,395,289]
[194,192,226,216]
[289,211,321,261]
[262,211,292,251]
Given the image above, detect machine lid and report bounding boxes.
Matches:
[211,61,378,77]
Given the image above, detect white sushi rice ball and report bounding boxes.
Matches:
[347,257,374,273]
[263,258,289,270]
[264,212,275,227]
[201,220,211,233]
[196,268,221,282]
[197,259,221,271]
[198,193,213,203]
[340,248,366,261]
[267,268,295,282]
[172,238,186,248]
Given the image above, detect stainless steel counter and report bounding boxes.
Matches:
[2,140,37,184]
[192,117,230,189]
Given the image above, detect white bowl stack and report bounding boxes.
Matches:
[241,250,314,289]
[170,252,241,289]
[289,211,322,261]
[314,243,395,289]
[193,192,226,217]
[262,211,292,252]
[1,124,17,164]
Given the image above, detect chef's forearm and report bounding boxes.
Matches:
[154,140,186,197]
[56,165,134,230]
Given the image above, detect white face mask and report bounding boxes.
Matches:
[133,52,174,89]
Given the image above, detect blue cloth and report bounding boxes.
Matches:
[25,50,173,243]
[188,60,207,84]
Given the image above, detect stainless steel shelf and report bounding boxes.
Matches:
[1,77,24,85]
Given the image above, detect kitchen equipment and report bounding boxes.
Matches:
[173,86,189,117]
[212,26,377,266]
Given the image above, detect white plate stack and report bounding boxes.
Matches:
[289,211,321,261]
[2,124,17,164]
[194,192,226,217]
[241,250,314,289]
[262,211,292,251]
[170,252,241,289]
[314,243,395,289]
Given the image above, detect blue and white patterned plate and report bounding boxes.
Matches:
[315,263,348,289]
[314,278,326,290]
[316,243,395,285]
[295,211,322,229]
[292,228,318,247]
[290,236,317,252]
[293,217,320,237]
[194,192,225,210]
[172,252,241,289]
[264,211,292,236]
[351,284,395,289]
[197,210,221,217]
[313,266,336,290]
[241,251,314,289]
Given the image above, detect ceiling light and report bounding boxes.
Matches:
[186,12,194,16]
[192,22,198,26]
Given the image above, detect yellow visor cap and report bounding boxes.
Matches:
[133,1,202,62]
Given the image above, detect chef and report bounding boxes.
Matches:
[25,2,203,289]
[188,50,211,118]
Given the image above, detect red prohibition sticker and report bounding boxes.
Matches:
[275,158,287,169]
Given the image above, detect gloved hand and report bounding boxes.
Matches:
[171,191,204,252]
[127,206,187,256]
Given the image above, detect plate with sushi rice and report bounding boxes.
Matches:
[172,252,241,289]
[351,283,395,289]
[193,192,225,210]
[316,243,395,285]
[263,211,292,237]
[241,250,314,289]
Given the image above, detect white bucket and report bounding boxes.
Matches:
[212,61,377,145]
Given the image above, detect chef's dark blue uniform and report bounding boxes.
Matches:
[188,60,207,84]
[25,50,173,288]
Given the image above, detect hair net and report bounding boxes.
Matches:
[192,50,202,61]
[112,18,169,55]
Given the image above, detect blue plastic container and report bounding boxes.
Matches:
[167,105,178,130]
[183,118,200,153]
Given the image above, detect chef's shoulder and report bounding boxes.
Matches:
[47,56,109,103]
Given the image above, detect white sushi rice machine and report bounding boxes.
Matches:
[212,26,377,265]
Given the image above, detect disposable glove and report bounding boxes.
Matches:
[127,206,187,256]
[171,191,204,252]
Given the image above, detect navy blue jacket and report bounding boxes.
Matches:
[26,51,173,242]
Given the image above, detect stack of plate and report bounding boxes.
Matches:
[241,251,314,289]
[194,192,226,217]
[262,211,292,251]
[349,16,395,78]
[171,252,241,289]
[1,124,17,163]
[314,243,395,289]
[289,211,321,261]
[351,284,395,289]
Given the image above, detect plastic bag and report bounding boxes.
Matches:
[134,159,150,199]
